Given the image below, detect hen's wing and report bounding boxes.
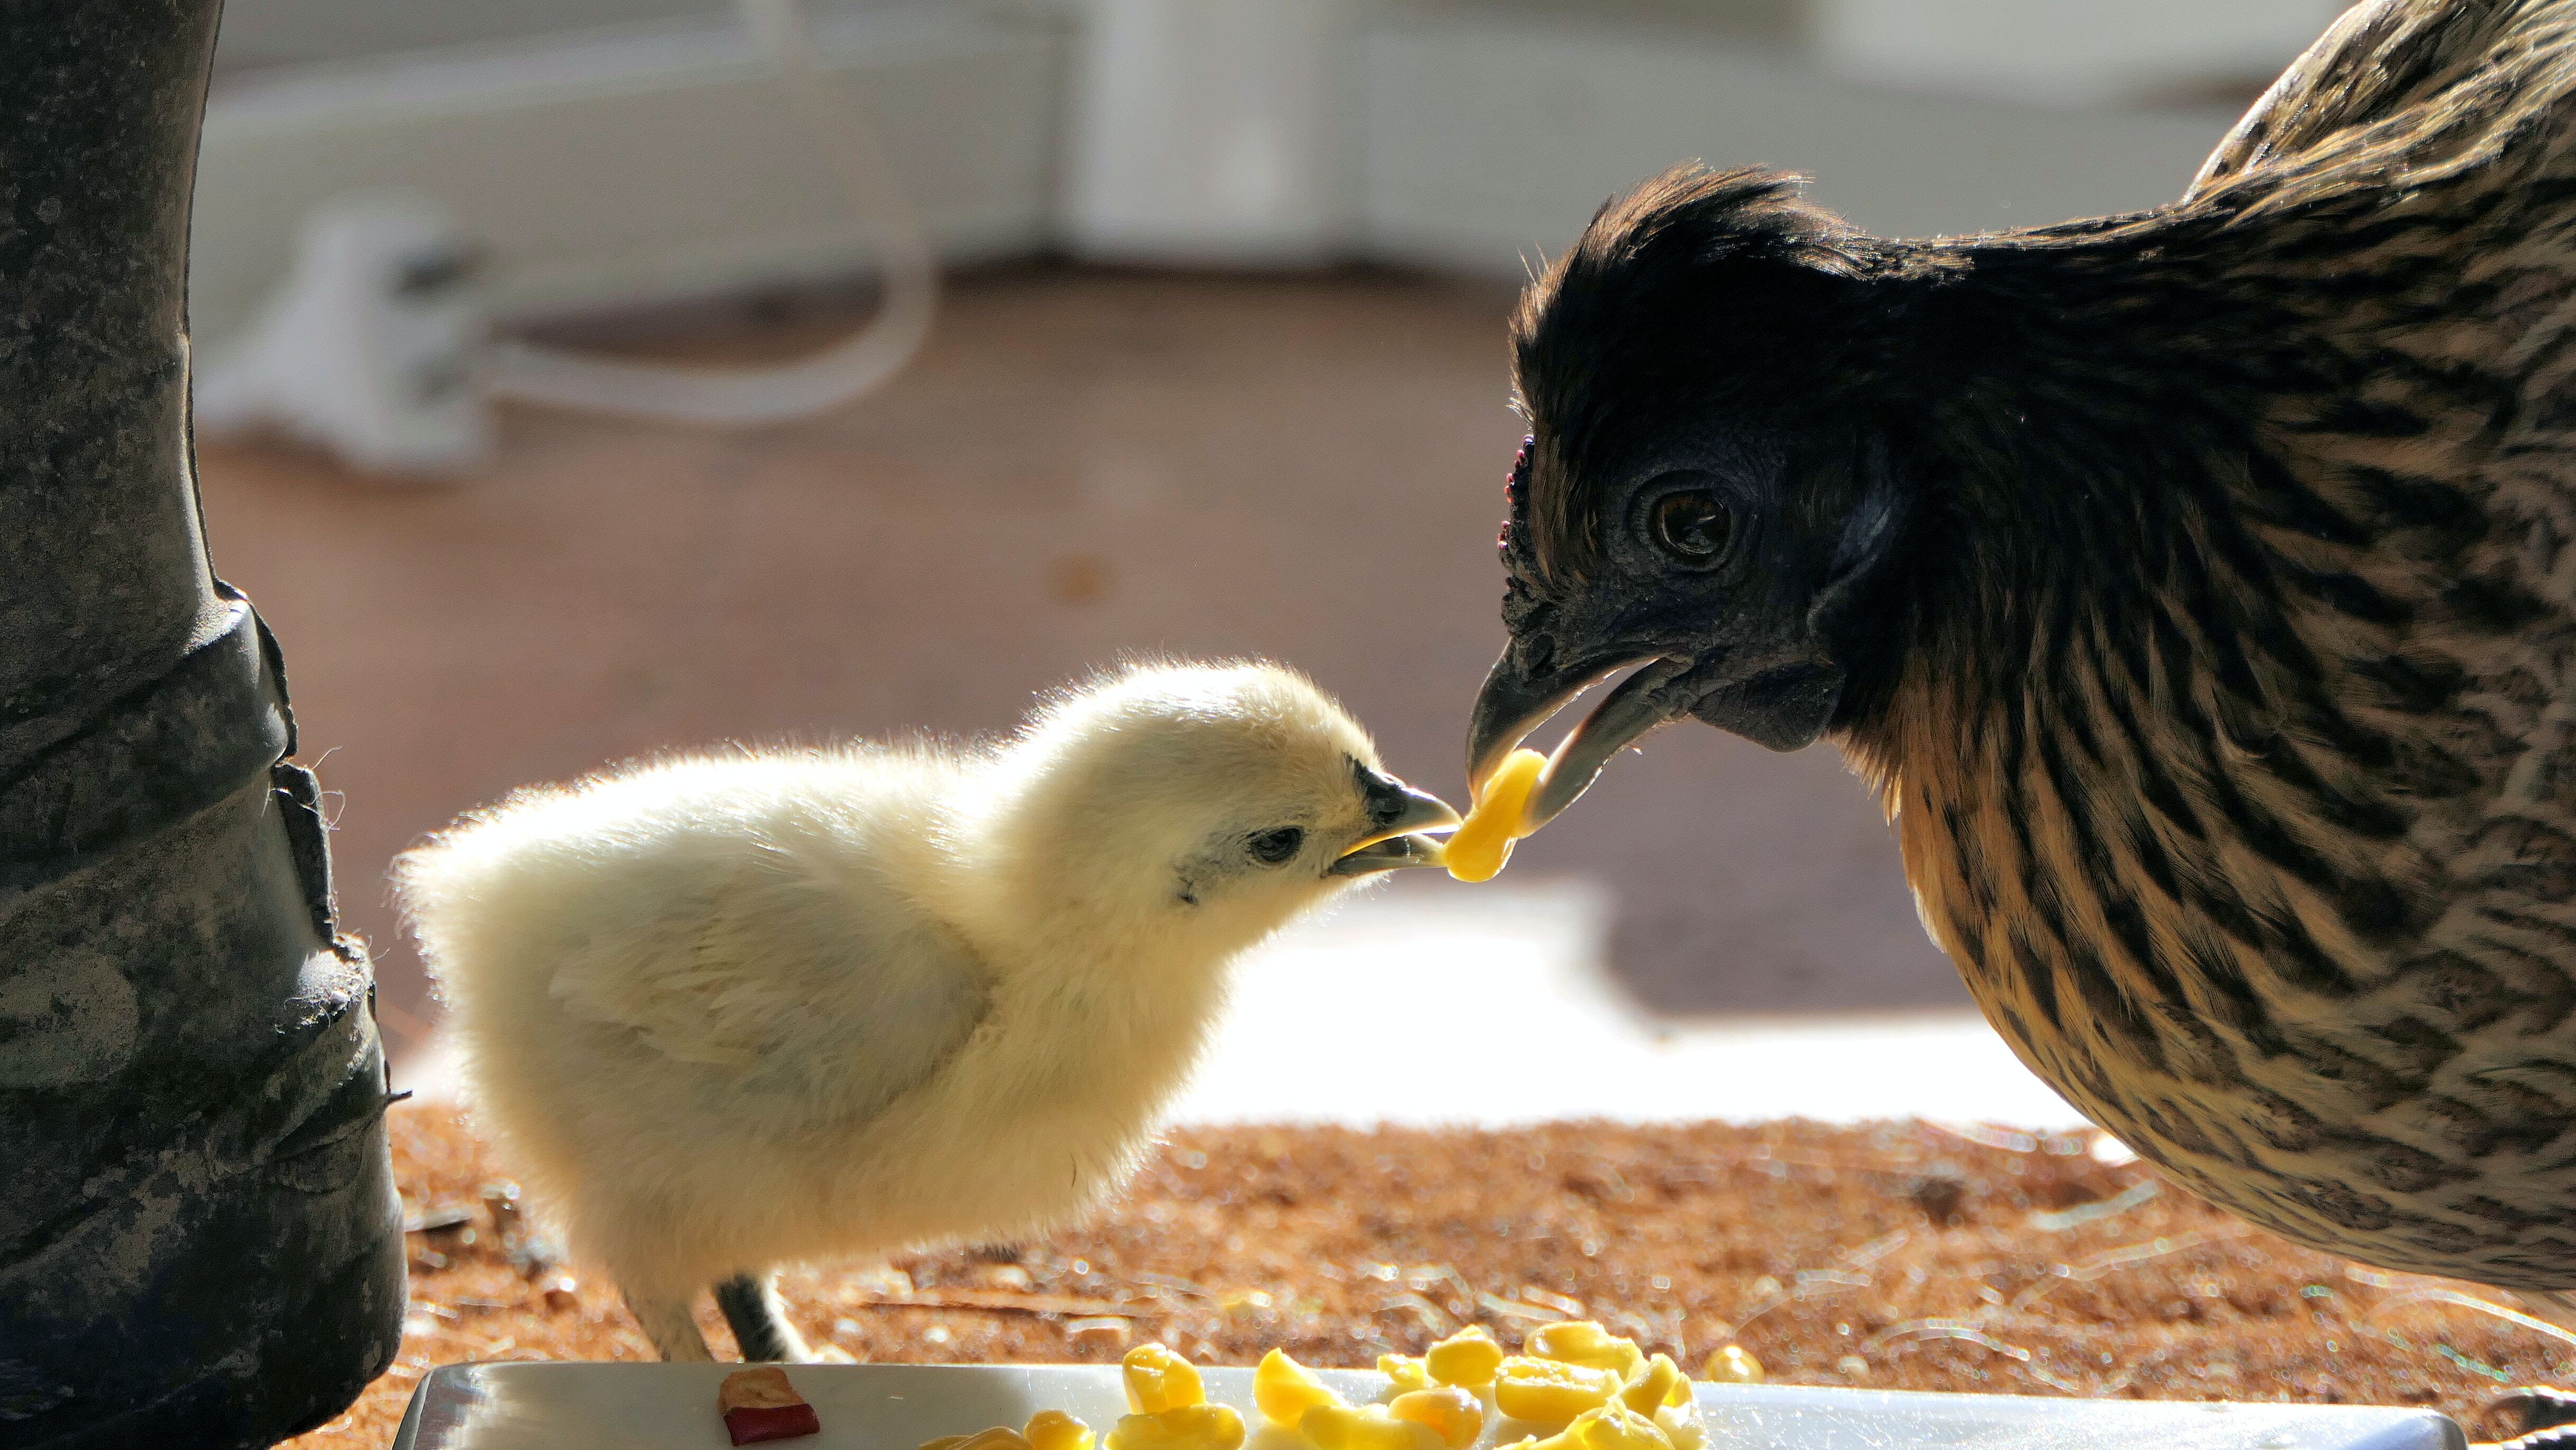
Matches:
[2188,0,2576,203]
[1896,0,2576,1287]
[547,824,990,1123]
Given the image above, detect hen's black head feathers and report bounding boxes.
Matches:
[1508,165,1911,587]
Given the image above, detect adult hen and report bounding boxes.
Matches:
[1469,2,2576,1437]
[400,660,1454,1362]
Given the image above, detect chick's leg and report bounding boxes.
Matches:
[625,1288,715,1362]
[716,1271,811,1362]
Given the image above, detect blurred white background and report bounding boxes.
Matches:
[192,0,2348,344]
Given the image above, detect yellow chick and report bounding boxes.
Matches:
[396,660,1457,1362]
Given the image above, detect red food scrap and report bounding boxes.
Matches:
[718,1366,820,1445]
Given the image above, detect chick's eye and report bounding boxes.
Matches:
[1649,489,1734,564]
[1247,827,1305,865]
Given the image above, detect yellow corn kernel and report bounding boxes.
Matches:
[957,1430,1035,1450]
[1027,1410,1097,1450]
[1445,748,1546,882]
[1700,1345,1763,1385]
[1651,1405,1705,1450]
[1255,1349,1346,1427]
[1299,1405,1441,1450]
[1106,1406,1244,1450]
[1493,1357,1623,1425]
[1495,1409,1638,1450]
[1527,1322,1646,1380]
[1568,1406,1667,1450]
[1618,1355,1686,1414]
[1378,1354,1433,1394]
[1390,1388,1485,1450]
[1123,1343,1207,1413]
[1424,1326,1504,1389]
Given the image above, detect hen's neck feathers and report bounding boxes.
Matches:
[1828,159,2543,1101]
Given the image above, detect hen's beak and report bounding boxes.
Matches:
[1465,647,1696,831]
[1332,767,1463,876]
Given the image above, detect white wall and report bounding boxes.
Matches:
[1360,10,2248,273]
[191,1,2300,339]
[192,6,1066,341]
[210,0,913,78]
[1058,0,1361,265]
[1813,0,2348,106]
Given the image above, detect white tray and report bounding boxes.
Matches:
[389,1363,2465,1450]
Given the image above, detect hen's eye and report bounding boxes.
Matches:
[1248,827,1305,864]
[1650,489,1733,564]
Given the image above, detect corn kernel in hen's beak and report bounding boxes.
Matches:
[1443,747,1546,883]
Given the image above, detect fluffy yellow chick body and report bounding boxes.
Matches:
[399,661,1454,1361]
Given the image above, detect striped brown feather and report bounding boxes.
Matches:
[1838,0,2576,1290]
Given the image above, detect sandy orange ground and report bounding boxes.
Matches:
[282,1104,2574,1446]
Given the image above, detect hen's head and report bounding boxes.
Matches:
[990,660,1457,942]
[1472,164,1931,822]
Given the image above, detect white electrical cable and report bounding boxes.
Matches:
[483,0,939,425]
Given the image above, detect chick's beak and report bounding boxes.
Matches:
[1331,765,1463,876]
[1466,645,1696,831]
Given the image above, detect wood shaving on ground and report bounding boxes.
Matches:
[282,1103,2571,1447]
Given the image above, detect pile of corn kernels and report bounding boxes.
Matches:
[920,1324,1757,1450]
